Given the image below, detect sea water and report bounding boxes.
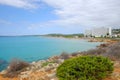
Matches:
[0,36,101,71]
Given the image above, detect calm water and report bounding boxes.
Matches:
[0,36,101,70]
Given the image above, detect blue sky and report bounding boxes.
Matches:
[0,0,120,35]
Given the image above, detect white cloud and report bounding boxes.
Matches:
[42,0,120,28]
[0,0,41,9]
[1,0,119,30]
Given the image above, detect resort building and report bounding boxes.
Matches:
[112,29,120,37]
[85,27,112,37]
[84,30,92,37]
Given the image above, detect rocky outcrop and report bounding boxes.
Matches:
[88,38,119,43]
[17,56,64,80]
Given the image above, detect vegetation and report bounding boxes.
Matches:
[60,52,70,60]
[45,33,84,38]
[112,29,120,34]
[4,59,30,78]
[42,61,55,67]
[105,42,120,60]
[85,42,120,60]
[85,48,106,55]
[57,56,113,80]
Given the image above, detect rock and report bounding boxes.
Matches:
[31,61,36,64]
[47,73,56,78]
[57,59,64,63]
[26,67,30,71]
[112,72,120,79]
[0,70,7,74]
[114,61,120,67]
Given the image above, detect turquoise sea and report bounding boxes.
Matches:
[0,36,101,71]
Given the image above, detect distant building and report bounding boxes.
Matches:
[84,30,92,37]
[109,27,112,35]
[84,27,112,37]
[112,29,120,37]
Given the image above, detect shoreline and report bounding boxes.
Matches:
[0,36,103,72]
[43,35,120,43]
[41,35,84,41]
[0,36,119,72]
[0,41,120,80]
[0,38,102,72]
[0,36,120,80]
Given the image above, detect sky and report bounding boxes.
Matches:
[0,0,120,35]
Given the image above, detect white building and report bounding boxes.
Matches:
[85,27,112,37]
[84,30,92,37]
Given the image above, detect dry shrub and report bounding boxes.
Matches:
[105,42,120,60]
[80,42,120,60]
[71,52,80,56]
[98,43,110,48]
[60,52,70,60]
[4,59,30,78]
[85,48,106,55]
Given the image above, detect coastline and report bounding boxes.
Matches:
[0,36,102,72]
[0,36,118,70]
[0,37,120,80]
[41,35,84,41]
[43,35,120,43]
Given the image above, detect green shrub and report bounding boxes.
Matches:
[41,61,55,67]
[57,56,113,80]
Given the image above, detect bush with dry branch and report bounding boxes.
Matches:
[4,59,30,78]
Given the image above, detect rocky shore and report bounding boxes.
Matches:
[88,38,119,43]
[0,41,120,80]
[0,55,66,80]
